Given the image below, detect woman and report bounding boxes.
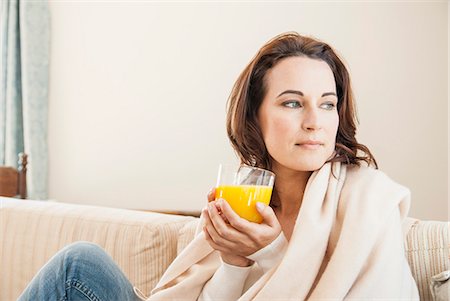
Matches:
[19,32,419,301]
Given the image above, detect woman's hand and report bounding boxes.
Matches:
[202,188,282,267]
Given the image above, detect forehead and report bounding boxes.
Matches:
[264,56,336,95]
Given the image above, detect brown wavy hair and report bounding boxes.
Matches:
[226,32,377,170]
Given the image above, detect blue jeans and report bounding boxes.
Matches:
[17,241,141,301]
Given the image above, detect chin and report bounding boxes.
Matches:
[278,160,326,172]
[294,156,330,171]
[301,162,326,171]
[271,151,333,172]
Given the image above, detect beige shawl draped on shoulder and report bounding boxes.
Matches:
[148,162,419,300]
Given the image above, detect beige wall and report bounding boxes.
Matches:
[47,1,448,221]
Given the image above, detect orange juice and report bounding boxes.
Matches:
[215,185,273,223]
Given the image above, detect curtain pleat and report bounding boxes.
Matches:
[0,0,49,199]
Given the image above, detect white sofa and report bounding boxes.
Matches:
[1,197,448,300]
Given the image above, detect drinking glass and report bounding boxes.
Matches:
[214,164,275,223]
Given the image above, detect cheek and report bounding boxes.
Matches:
[262,115,295,145]
[326,114,339,143]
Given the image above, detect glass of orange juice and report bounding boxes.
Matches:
[214,164,275,223]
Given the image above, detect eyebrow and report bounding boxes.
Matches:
[277,90,337,98]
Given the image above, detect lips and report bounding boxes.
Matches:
[295,140,324,149]
[295,140,324,146]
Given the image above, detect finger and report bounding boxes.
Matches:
[256,202,279,228]
[204,205,237,249]
[218,199,253,233]
[213,201,229,223]
[207,188,216,202]
[203,226,228,253]
[201,207,209,227]
[207,202,238,241]
[207,202,248,247]
[203,207,218,240]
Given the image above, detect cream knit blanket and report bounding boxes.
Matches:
[148,162,419,300]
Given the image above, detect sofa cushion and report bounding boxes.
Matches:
[0,197,195,301]
[177,219,200,255]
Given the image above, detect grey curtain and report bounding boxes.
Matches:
[0,0,50,199]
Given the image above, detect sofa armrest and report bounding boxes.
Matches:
[0,197,195,301]
[405,219,449,301]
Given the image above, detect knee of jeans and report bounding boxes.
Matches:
[61,241,108,264]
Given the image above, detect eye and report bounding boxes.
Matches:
[282,100,301,108]
[321,102,336,110]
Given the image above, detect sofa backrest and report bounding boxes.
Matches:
[1,197,448,301]
[0,197,196,301]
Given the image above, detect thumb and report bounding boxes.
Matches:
[207,188,216,203]
[256,202,277,226]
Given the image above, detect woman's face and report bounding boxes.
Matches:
[258,56,339,173]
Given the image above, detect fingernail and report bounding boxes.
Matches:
[256,202,265,210]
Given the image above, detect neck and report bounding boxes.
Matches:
[270,163,312,217]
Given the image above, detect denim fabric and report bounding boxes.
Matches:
[17,241,140,301]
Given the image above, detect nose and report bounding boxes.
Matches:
[302,108,321,131]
